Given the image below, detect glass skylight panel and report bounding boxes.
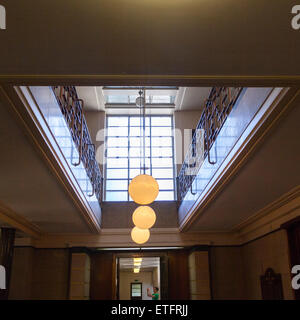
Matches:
[106,180,128,190]
[106,191,128,201]
[105,115,175,201]
[151,95,172,104]
[104,86,178,89]
[107,117,128,127]
[105,95,175,105]
[106,95,129,104]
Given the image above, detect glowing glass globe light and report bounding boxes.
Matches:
[129,174,159,205]
[132,206,156,229]
[131,227,150,244]
[134,268,140,273]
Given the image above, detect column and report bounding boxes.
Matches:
[188,250,211,300]
[69,252,91,300]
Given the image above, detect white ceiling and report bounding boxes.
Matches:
[119,257,160,271]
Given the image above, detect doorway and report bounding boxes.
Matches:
[131,283,142,300]
[118,257,161,300]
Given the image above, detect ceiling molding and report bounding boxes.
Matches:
[13,228,239,248]
[1,75,300,86]
[233,187,300,243]
[233,186,300,232]
[0,201,43,239]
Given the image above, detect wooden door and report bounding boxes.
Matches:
[90,253,116,300]
[160,255,169,300]
[167,250,190,300]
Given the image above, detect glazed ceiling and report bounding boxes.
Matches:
[76,86,211,112]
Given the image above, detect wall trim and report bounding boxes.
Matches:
[1,74,300,86]
[235,190,300,244]
[234,186,300,231]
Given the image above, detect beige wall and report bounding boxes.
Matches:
[242,229,293,300]
[210,229,294,300]
[210,247,245,299]
[174,110,203,174]
[102,201,178,229]
[9,248,70,300]
[119,271,153,300]
[188,251,211,300]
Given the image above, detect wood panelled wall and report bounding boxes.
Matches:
[210,229,294,300]
[9,248,70,300]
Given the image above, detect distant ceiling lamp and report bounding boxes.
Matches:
[135,95,145,108]
[132,206,156,229]
[131,227,150,245]
[134,262,141,267]
[134,268,140,273]
[134,258,142,263]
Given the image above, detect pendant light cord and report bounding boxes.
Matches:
[138,88,146,175]
[143,88,146,175]
[139,89,142,175]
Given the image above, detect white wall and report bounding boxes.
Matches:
[119,271,153,300]
[174,110,202,174]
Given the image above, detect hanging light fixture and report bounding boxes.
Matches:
[129,89,159,205]
[132,206,156,229]
[129,175,159,205]
[133,258,142,263]
[131,227,150,244]
[129,89,159,245]
[134,268,140,273]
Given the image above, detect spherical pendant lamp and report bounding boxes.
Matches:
[129,174,159,205]
[132,206,156,229]
[131,227,150,244]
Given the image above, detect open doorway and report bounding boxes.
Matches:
[118,257,161,300]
